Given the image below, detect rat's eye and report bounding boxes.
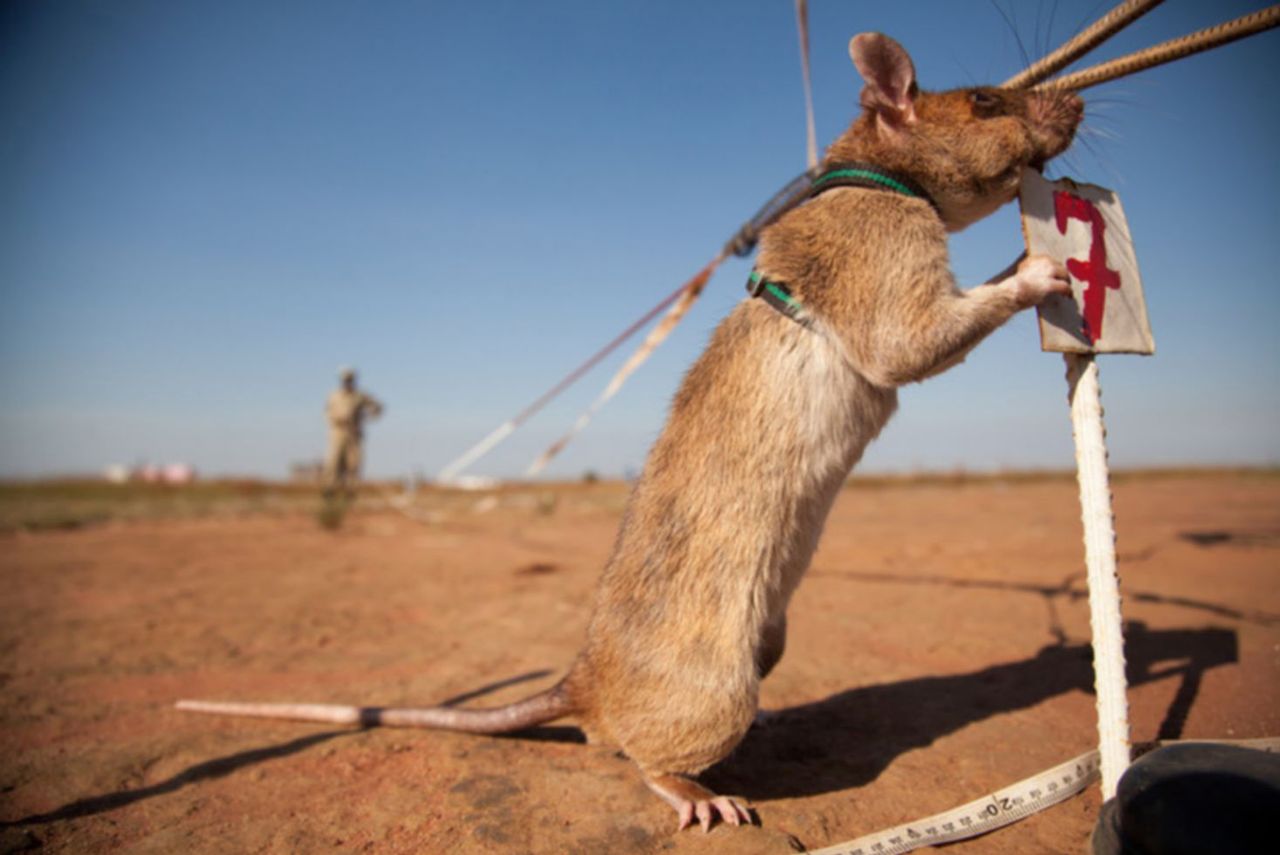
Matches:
[969,90,1003,118]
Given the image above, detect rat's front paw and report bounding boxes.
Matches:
[1013,255,1072,308]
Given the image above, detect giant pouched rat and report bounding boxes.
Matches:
[178,33,1083,832]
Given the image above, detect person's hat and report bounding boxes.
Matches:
[338,365,356,379]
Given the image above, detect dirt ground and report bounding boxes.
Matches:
[2,473,1277,854]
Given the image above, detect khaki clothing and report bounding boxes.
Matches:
[324,388,382,492]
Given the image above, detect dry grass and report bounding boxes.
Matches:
[0,480,318,533]
[1,467,1273,533]
[843,465,1279,490]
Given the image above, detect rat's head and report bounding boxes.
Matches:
[827,33,1083,232]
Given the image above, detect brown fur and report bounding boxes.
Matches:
[560,34,1082,826]
[178,33,1083,832]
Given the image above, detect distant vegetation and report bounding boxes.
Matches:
[0,479,318,533]
[0,468,1273,533]
[842,466,1278,490]
[0,478,630,533]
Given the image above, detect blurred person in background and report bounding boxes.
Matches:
[324,367,383,499]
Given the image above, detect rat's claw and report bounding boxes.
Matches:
[647,772,752,833]
[693,796,750,832]
[712,797,743,826]
[696,801,714,833]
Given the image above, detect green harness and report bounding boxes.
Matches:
[746,162,938,329]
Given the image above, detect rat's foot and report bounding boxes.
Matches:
[645,773,752,833]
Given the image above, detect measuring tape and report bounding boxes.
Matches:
[810,738,1280,855]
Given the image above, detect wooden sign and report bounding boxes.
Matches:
[1019,169,1155,355]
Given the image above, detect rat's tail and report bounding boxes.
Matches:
[176,681,575,733]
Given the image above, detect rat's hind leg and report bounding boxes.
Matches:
[755,614,787,679]
[645,773,752,832]
[607,684,757,831]
[752,614,789,730]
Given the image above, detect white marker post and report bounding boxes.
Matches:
[1019,169,1155,799]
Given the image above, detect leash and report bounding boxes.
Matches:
[525,256,722,476]
[528,160,938,473]
[438,1,1280,482]
[436,274,699,483]
[795,0,818,172]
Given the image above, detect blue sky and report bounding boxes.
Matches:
[2,1,1278,480]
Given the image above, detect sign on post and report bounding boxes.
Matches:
[1018,167,1156,800]
[1019,168,1155,356]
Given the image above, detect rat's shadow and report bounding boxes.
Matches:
[3,669,580,828]
[6,626,1236,826]
[705,621,1238,801]
[2,730,353,827]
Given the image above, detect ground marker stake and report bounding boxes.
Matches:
[1019,168,1155,796]
[1065,352,1129,796]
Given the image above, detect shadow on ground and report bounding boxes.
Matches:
[4,730,354,827]
[6,624,1236,827]
[707,622,1238,801]
[4,669,583,829]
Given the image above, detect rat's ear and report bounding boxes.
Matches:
[849,33,918,132]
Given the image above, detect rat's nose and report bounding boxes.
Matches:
[1028,88,1084,133]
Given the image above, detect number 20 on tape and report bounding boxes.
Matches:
[1019,168,1155,355]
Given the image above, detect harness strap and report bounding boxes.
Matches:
[747,162,939,328]
[746,271,811,328]
[810,161,939,213]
